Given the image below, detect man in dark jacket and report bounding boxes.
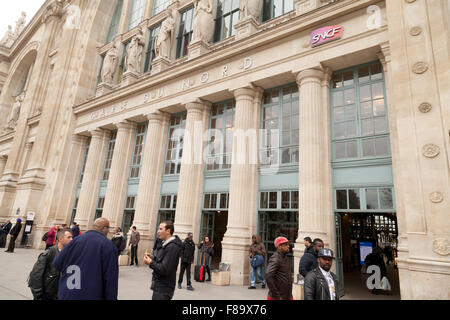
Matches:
[304,248,339,300]
[28,229,73,300]
[0,219,12,248]
[71,222,80,238]
[5,219,22,253]
[53,217,119,300]
[178,232,195,291]
[144,221,182,300]
[299,238,324,277]
[249,234,266,289]
[265,236,292,300]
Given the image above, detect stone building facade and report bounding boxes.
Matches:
[0,0,448,299]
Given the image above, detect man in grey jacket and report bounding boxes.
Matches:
[129,226,140,266]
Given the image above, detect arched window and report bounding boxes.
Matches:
[106,0,124,43]
[128,0,146,30]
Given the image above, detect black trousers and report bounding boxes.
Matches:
[130,245,138,265]
[0,233,7,248]
[152,291,173,300]
[178,262,192,286]
[7,236,17,252]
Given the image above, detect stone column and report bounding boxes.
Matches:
[75,129,109,231]
[221,87,261,285]
[0,156,7,177]
[133,111,170,257]
[102,121,137,229]
[174,100,211,241]
[293,68,331,267]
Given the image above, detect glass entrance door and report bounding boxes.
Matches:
[198,211,215,266]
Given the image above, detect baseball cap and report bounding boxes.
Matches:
[274,237,289,248]
[16,218,22,223]
[318,248,335,259]
[187,232,193,237]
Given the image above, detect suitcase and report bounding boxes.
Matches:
[195,264,206,282]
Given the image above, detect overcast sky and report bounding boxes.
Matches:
[0,0,45,38]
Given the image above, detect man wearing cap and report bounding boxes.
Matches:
[265,236,293,300]
[178,232,195,291]
[304,248,339,300]
[5,219,22,253]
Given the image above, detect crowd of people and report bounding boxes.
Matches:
[1,217,391,301]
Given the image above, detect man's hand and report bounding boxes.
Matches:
[143,254,152,265]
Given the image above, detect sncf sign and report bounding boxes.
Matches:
[311,26,344,48]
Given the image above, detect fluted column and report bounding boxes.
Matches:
[102,121,137,229]
[75,129,109,230]
[221,87,261,285]
[132,111,170,255]
[294,68,331,265]
[174,100,211,241]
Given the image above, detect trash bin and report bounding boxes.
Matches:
[211,262,231,286]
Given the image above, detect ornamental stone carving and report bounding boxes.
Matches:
[125,28,145,74]
[101,41,120,84]
[422,143,440,158]
[14,12,27,37]
[412,62,429,74]
[410,26,422,36]
[240,0,263,22]
[4,92,25,132]
[432,238,450,256]
[429,191,444,204]
[418,102,432,113]
[0,25,15,47]
[193,0,214,43]
[155,9,175,59]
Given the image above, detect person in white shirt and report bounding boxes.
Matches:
[304,248,339,300]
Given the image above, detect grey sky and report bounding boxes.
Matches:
[0,0,46,39]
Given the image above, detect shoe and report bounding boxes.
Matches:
[187,285,195,291]
[248,286,256,289]
[178,283,182,289]
[262,284,266,289]
[206,278,211,282]
[129,264,134,266]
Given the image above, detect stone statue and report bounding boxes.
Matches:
[240,0,263,22]
[4,92,25,131]
[193,0,214,43]
[125,28,145,74]
[100,41,120,84]
[0,26,16,47]
[14,12,27,37]
[155,9,175,60]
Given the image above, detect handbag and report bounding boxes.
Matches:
[250,254,264,268]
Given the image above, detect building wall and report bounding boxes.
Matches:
[0,0,448,299]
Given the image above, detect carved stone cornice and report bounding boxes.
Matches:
[42,0,66,24]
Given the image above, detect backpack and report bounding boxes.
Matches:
[119,237,126,252]
[42,232,49,242]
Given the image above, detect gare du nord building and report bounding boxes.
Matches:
[0,0,449,299]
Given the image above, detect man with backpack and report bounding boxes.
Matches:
[5,219,22,253]
[28,229,73,300]
[111,227,126,255]
[178,232,195,291]
[0,219,12,248]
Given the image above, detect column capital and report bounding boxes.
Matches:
[321,67,333,86]
[233,87,257,100]
[72,134,87,145]
[89,128,109,139]
[296,68,324,86]
[113,120,137,131]
[185,99,212,113]
[0,155,7,162]
[145,110,171,124]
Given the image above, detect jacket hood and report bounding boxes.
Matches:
[306,245,317,256]
[163,235,182,248]
[252,234,262,244]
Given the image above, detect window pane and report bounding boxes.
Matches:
[336,190,347,209]
[375,136,389,156]
[334,123,345,139]
[362,139,375,156]
[360,101,372,118]
[348,189,360,209]
[373,99,385,116]
[380,188,393,209]
[343,71,354,86]
[371,63,383,80]
[344,89,354,105]
[335,142,346,159]
[358,67,370,82]
[372,82,384,100]
[362,119,374,136]
[345,105,356,121]
[366,188,379,209]
[360,85,371,102]
[332,73,342,89]
[333,91,344,107]
[281,191,290,209]
[346,140,357,158]
[374,117,387,134]
[269,192,277,209]
[260,192,268,209]
[334,107,345,122]
[346,121,356,138]
[204,194,210,209]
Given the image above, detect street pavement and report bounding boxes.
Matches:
[0,248,268,300]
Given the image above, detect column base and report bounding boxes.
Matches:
[234,16,260,40]
[121,71,140,87]
[151,57,171,75]
[188,40,211,60]
[96,82,115,97]
[221,228,252,285]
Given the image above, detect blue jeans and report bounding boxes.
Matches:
[250,265,265,286]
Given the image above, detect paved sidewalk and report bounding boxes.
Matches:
[0,248,268,300]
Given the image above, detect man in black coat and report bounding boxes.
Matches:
[0,220,12,248]
[304,248,339,300]
[144,221,182,300]
[299,238,324,277]
[28,229,73,300]
[178,232,195,291]
[71,222,80,238]
[5,219,22,253]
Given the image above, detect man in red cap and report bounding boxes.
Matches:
[265,236,293,300]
